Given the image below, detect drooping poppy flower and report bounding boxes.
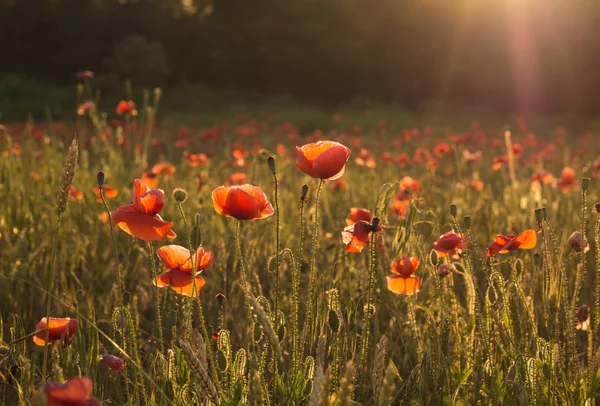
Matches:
[341,218,382,253]
[33,317,78,346]
[387,256,421,295]
[399,176,419,193]
[212,184,274,220]
[116,100,137,116]
[568,231,589,253]
[486,229,537,257]
[45,376,100,406]
[433,231,464,260]
[225,172,247,186]
[577,305,591,331]
[153,245,213,297]
[345,208,373,226]
[554,167,577,192]
[110,179,176,241]
[295,141,351,180]
[102,354,125,371]
[93,185,118,203]
[69,186,84,201]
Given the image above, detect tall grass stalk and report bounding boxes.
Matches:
[293,185,308,375]
[146,242,164,354]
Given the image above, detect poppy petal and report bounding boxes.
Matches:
[154,270,173,287]
[111,210,174,241]
[312,145,351,180]
[386,275,421,295]
[157,245,190,269]
[169,270,206,297]
[515,229,537,249]
[225,188,261,219]
[45,377,93,405]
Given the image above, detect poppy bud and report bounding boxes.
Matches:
[328,310,340,332]
[454,262,465,273]
[568,231,589,253]
[429,249,439,267]
[542,206,548,220]
[103,354,125,371]
[169,310,178,327]
[97,172,105,187]
[577,304,591,331]
[173,188,188,203]
[596,203,600,214]
[513,258,523,276]
[464,215,471,229]
[534,208,543,222]
[301,184,308,201]
[267,156,276,174]
[581,177,590,191]
[449,204,457,217]
[216,293,226,307]
[437,263,451,277]
[371,217,381,232]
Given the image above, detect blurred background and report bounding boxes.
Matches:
[1,0,599,120]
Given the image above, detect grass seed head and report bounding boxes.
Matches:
[55,137,78,217]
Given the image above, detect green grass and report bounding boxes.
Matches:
[1,83,600,404]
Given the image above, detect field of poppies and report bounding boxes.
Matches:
[2,86,600,405]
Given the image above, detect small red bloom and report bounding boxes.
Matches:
[433,143,451,157]
[492,156,508,170]
[225,172,247,186]
[152,163,176,176]
[33,317,78,347]
[116,100,137,116]
[212,184,274,220]
[341,219,382,253]
[486,229,537,257]
[102,354,125,371]
[433,231,464,260]
[93,185,118,203]
[387,256,421,295]
[554,167,577,192]
[69,186,84,201]
[399,176,419,193]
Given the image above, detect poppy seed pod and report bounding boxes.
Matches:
[173,188,188,203]
[97,172,105,187]
[301,184,309,200]
[464,215,471,229]
[437,263,451,277]
[535,208,543,222]
[429,249,439,267]
[449,204,457,217]
[267,156,276,174]
[216,293,226,307]
[581,177,590,191]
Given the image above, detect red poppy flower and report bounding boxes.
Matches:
[295,141,351,180]
[397,153,410,168]
[116,100,137,116]
[568,231,589,253]
[433,143,451,157]
[463,150,482,164]
[152,163,176,176]
[93,185,118,203]
[341,219,381,253]
[45,376,100,406]
[110,179,176,241]
[33,317,78,346]
[77,101,94,116]
[492,156,508,170]
[486,229,537,257]
[346,208,373,226]
[554,167,577,192]
[76,70,94,79]
[531,171,554,185]
[330,179,348,191]
[387,256,421,295]
[354,148,376,168]
[511,143,524,158]
[140,171,159,189]
[212,184,274,220]
[225,172,247,186]
[433,231,464,259]
[399,176,419,193]
[153,245,213,297]
[102,354,125,371]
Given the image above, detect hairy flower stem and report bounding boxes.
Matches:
[41,218,62,384]
[235,221,256,341]
[176,201,221,392]
[271,170,281,378]
[293,193,307,375]
[147,242,164,354]
[594,213,600,351]
[100,189,125,306]
[304,179,323,349]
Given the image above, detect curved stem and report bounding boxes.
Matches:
[147,242,164,354]
[100,189,124,306]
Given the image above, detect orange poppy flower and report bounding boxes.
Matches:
[110,179,176,241]
[29,172,41,181]
[463,150,482,164]
[185,152,210,167]
[397,153,410,168]
[330,179,348,191]
[140,171,159,189]
[33,317,78,346]
[93,185,118,203]
[152,163,176,176]
[296,141,351,180]
[486,229,537,257]
[153,245,213,297]
[346,208,373,226]
[511,143,524,158]
[354,148,376,168]
[77,101,94,116]
[69,186,84,201]
[212,184,274,220]
[341,218,382,253]
[399,176,419,193]
[45,376,100,406]
[531,171,554,185]
[116,100,137,116]
[225,172,247,186]
[433,231,464,259]
[492,156,508,170]
[387,256,421,295]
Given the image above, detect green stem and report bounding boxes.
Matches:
[357,230,378,385]
[100,188,124,306]
[303,179,323,348]
[41,217,62,384]
[235,221,256,340]
[293,192,307,375]
[271,170,281,380]
[147,242,164,354]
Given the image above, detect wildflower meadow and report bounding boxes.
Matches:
[3,81,600,405]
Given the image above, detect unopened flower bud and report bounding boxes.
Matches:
[267,156,276,174]
[581,177,590,191]
[173,188,188,203]
[535,208,543,222]
[437,263,451,278]
[464,215,471,229]
[301,184,308,200]
[97,172,105,187]
[449,204,457,217]
[568,231,589,253]
[429,249,439,267]
[216,293,226,307]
